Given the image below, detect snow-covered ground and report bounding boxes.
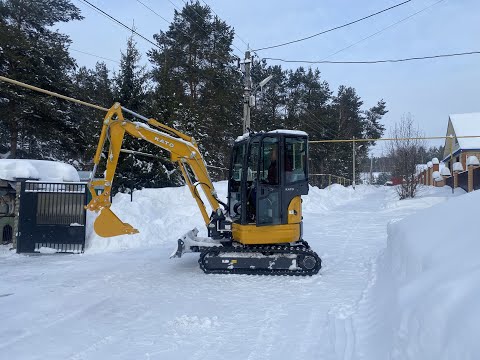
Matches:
[0,183,471,359]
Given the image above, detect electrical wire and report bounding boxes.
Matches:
[79,0,159,49]
[70,48,121,64]
[253,0,412,51]
[321,0,447,61]
[264,51,480,64]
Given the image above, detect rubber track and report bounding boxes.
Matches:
[198,242,321,276]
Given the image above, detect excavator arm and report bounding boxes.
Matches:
[86,103,222,238]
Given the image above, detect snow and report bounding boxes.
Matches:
[267,129,308,136]
[0,159,79,182]
[440,167,451,176]
[427,161,433,168]
[449,112,480,149]
[453,161,464,172]
[38,247,57,254]
[432,171,442,180]
[466,155,479,166]
[415,164,427,174]
[0,182,472,359]
[235,132,250,142]
[353,188,478,360]
[431,157,439,164]
[235,130,308,143]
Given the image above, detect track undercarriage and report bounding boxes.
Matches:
[171,229,322,276]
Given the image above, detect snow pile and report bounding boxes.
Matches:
[466,155,479,166]
[453,162,464,172]
[87,182,369,252]
[358,189,480,359]
[87,181,228,252]
[303,184,375,213]
[0,159,79,182]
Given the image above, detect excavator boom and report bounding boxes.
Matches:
[87,103,221,238]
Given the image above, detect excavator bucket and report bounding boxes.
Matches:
[94,208,139,238]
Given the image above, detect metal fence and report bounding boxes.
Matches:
[16,181,87,253]
[457,171,469,192]
[309,174,352,189]
[445,175,454,188]
[474,167,480,191]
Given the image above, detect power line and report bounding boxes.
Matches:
[253,0,412,52]
[321,0,446,61]
[264,51,480,64]
[78,0,158,48]
[70,48,121,64]
[135,0,170,24]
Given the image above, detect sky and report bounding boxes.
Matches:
[58,0,480,155]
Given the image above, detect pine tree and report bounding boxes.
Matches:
[0,0,82,159]
[112,35,179,193]
[148,1,242,177]
[71,62,114,166]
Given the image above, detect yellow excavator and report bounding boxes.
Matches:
[87,103,321,275]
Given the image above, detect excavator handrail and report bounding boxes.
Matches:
[87,103,222,237]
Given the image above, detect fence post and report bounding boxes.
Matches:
[467,157,480,192]
[468,164,474,192]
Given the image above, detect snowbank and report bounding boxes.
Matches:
[86,181,229,252]
[357,189,480,359]
[0,159,79,182]
[87,182,368,253]
[303,184,375,213]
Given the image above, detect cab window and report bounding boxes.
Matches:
[285,137,307,183]
[260,137,279,185]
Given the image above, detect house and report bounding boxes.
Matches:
[442,112,480,169]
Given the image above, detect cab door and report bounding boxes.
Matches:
[256,136,282,226]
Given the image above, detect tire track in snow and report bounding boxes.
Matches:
[246,304,283,360]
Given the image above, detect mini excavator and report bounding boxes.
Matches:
[87,103,321,275]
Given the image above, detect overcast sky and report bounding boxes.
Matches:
[59,0,480,154]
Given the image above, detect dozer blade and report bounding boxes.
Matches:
[94,208,139,237]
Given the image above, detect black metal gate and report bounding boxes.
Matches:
[17,181,87,253]
[457,171,469,192]
[474,167,480,191]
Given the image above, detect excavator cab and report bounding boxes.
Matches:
[228,131,309,245]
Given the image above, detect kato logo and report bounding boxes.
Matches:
[154,137,174,148]
[285,187,294,191]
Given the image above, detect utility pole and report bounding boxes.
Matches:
[242,50,252,134]
[352,137,356,189]
[370,155,373,185]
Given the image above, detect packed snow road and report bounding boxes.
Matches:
[0,185,455,360]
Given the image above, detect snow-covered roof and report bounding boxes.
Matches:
[449,113,480,150]
[0,160,80,182]
[235,129,309,143]
[267,129,308,136]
